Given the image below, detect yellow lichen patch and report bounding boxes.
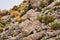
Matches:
[9,10,21,17]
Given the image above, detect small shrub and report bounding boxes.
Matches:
[40,1,48,8]
[0,22,4,31]
[7,18,11,22]
[14,16,26,22]
[38,15,55,25]
[42,38,47,40]
[12,5,18,11]
[13,32,17,37]
[0,27,3,32]
[54,2,60,6]
[50,23,60,30]
[18,3,29,16]
[0,10,8,16]
[0,23,4,27]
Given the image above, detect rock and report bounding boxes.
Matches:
[46,31,57,38]
[30,0,40,9]
[22,9,40,21]
[22,31,44,40]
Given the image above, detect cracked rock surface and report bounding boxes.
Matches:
[0,0,60,40]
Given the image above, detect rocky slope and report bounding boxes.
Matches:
[0,0,60,40]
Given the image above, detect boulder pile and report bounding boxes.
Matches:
[0,0,60,40]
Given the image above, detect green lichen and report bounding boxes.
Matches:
[38,15,55,25]
[50,23,60,30]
